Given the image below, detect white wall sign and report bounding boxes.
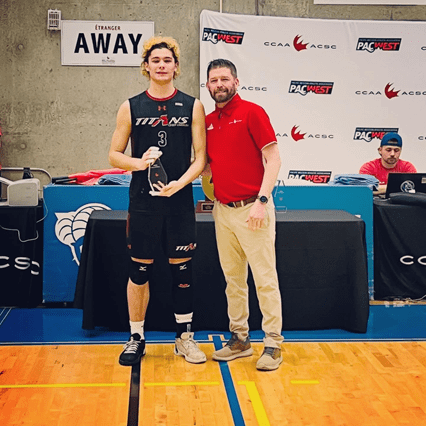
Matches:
[61,21,154,66]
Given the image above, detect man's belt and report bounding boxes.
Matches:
[227,195,257,208]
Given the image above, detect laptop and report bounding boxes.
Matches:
[385,173,426,198]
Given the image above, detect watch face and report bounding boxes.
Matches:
[259,196,268,204]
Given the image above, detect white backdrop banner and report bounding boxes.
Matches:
[199,10,426,182]
[61,21,154,66]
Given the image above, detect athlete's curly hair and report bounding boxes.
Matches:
[141,36,181,79]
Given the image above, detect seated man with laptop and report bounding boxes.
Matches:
[359,132,417,195]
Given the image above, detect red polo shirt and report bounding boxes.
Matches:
[206,94,277,204]
[359,158,417,184]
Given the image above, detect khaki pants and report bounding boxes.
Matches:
[212,200,283,348]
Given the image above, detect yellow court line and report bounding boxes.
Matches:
[290,380,320,385]
[0,383,127,389]
[144,381,220,387]
[238,381,270,426]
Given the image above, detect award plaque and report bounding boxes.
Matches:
[148,158,168,195]
[196,175,215,213]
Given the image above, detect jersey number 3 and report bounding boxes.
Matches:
[158,130,167,147]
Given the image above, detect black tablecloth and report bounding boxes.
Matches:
[74,209,369,333]
[373,198,426,300]
[0,204,44,307]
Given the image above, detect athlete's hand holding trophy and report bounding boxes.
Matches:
[146,146,168,196]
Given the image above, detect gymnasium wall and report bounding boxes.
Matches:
[1,0,425,177]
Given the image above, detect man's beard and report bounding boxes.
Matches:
[210,87,236,104]
[383,156,397,165]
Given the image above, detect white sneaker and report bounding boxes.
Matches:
[174,332,207,364]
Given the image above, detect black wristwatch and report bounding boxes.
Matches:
[257,195,268,204]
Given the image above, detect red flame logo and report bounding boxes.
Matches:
[291,126,306,142]
[384,83,399,99]
[293,35,308,51]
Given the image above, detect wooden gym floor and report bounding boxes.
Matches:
[1,304,426,426]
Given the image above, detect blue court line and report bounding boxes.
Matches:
[212,335,246,426]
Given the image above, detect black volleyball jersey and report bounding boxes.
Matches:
[128,89,195,214]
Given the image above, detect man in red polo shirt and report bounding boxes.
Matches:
[359,132,416,195]
[205,59,283,371]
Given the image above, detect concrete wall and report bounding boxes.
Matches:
[1,0,425,179]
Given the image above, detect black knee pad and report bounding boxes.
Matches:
[170,260,193,314]
[129,260,153,285]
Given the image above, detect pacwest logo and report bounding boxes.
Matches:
[289,81,334,96]
[356,83,426,99]
[290,125,334,142]
[264,36,337,51]
[356,38,401,53]
[202,28,244,45]
[135,116,189,127]
[354,127,399,142]
[288,170,332,183]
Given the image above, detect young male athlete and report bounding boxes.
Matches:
[109,36,207,365]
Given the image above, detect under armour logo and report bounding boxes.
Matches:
[139,265,147,271]
[179,264,187,271]
[158,105,166,111]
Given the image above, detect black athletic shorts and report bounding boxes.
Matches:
[126,211,197,259]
